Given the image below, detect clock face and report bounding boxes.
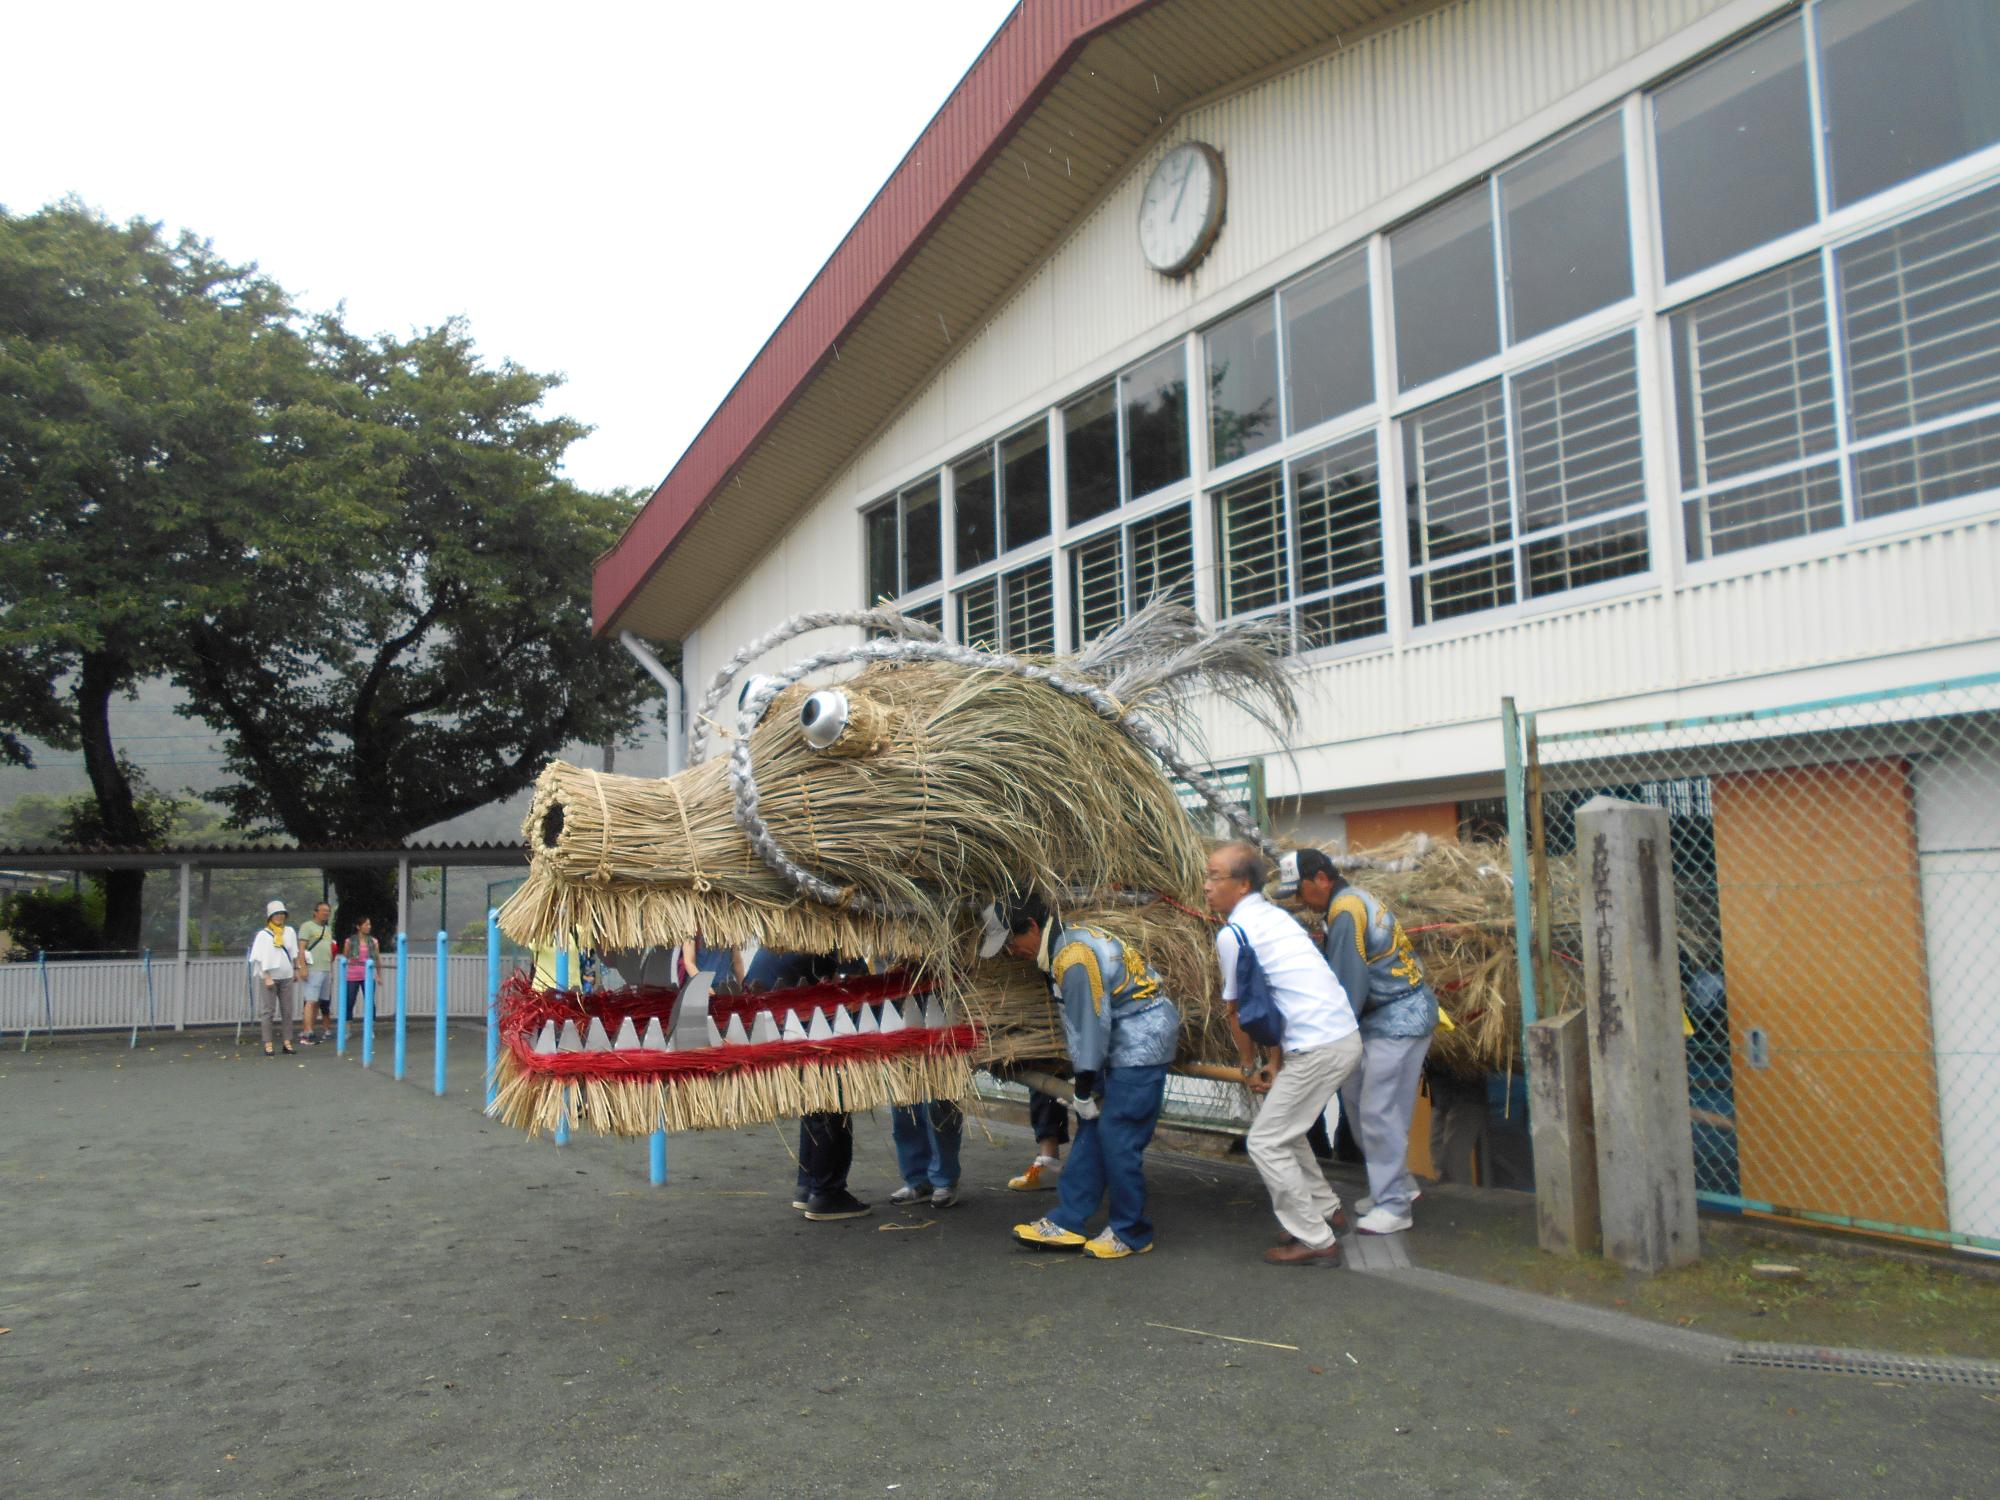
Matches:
[1137,142,1225,277]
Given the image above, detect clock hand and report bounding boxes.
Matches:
[1169,153,1195,221]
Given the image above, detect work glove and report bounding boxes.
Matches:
[1072,1095,1101,1121]
[1071,1070,1101,1120]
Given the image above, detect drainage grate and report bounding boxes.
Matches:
[1728,1343,2000,1388]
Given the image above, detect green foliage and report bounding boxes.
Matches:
[1,885,108,957]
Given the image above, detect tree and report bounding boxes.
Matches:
[0,201,316,945]
[175,317,652,931]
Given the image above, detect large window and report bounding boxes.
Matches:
[955,560,1055,655]
[1063,345,1192,524]
[952,450,998,570]
[1068,505,1194,647]
[1502,115,1632,344]
[1215,433,1388,652]
[1679,184,2000,557]
[1207,300,1280,466]
[1001,424,1052,551]
[1407,333,1648,624]
[1391,186,1500,391]
[862,477,942,603]
[1283,251,1374,433]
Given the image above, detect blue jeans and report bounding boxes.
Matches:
[1049,1063,1167,1249]
[890,1099,963,1189]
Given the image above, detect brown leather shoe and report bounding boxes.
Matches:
[1263,1238,1342,1268]
[1277,1208,1348,1246]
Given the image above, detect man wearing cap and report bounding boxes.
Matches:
[1279,848,1438,1235]
[1205,840,1362,1268]
[990,892,1180,1260]
[249,899,304,1057]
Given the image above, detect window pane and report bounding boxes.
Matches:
[1653,18,1816,281]
[957,578,999,649]
[1063,385,1121,525]
[1284,251,1374,431]
[1853,410,2000,520]
[1130,505,1194,610]
[1412,550,1516,625]
[1391,186,1500,391]
[1214,468,1287,617]
[1002,562,1055,654]
[1403,379,1510,563]
[865,502,900,603]
[902,478,942,591]
[1672,257,1836,489]
[1293,433,1382,596]
[1524,512,1650,598]
[1838,185,2000,439]
[1001,425,1051,551]
[953,451,998,570]
[1299,586,1387,650]
[1070,533,1125,648]
[1684,461,1843,558]
[1818,0,2000,210]
[1502,116,1632,343]
[906,598,944,633]
[1207,299,1280,466]
[1513,334,1645,533]
[1123,346,1190,499]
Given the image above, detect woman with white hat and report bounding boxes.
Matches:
[249,898,303,1056]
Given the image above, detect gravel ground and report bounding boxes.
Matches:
[3,1029,1994,1499]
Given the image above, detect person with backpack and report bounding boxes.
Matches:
[1276,848,1439,1236]
[990,890,1181,1260]
[1205,840,1362,1268]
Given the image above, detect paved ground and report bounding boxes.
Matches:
[4,1028,1995,1499]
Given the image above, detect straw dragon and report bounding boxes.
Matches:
[492,602,1299,1136]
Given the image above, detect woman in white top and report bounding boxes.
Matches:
[249,899,303,1056]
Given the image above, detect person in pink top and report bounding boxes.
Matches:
[340,917,381,1023]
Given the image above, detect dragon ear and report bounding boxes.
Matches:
[797,687,896,757]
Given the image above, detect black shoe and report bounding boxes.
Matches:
[802,1191,872,1221]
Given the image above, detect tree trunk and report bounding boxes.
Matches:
[333,865,399,947]
[76,650,147,951]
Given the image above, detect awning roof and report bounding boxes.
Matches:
[596,0,1430,642]
[0,841,528,873]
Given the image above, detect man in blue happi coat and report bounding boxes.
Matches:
[985,891,1181,1259]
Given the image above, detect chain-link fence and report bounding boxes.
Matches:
[1509,671,2000,1254]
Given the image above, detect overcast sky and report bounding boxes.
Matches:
[2,0,1019,496]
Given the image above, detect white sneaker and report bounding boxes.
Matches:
[1357,1205,1413,1235]
[1355,1188,1422,1216]
[889,1184,931,1205]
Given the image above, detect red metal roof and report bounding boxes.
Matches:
[593,0,1159,635]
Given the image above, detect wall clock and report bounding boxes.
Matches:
[1137,141,1226,277]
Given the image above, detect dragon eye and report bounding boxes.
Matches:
[799,690,850,750]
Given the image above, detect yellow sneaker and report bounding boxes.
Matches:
[1013,1217,1086,1249]
[1008,1158,1058,1191]
[1081,1229,1152,1260]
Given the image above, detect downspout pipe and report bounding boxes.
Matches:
[620,630,686,775]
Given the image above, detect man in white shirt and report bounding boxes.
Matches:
[1206,840,1362,1268]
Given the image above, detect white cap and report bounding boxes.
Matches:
[265,899,288,919]
[977,902,1009,960]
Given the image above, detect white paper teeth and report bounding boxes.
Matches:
[899,999,926,1031]
[557,1020,583,1053]
[613,1018,641,1051]
[640,1017,667,1051]
[533,1021,559,1055]
[857,1004,882,1034]
[584,1018,613,1053]
[876,1001,905,1034]
[921,997,949,1031]
[831,1005,857,1036]
[705,1015,725,1048]
[724,1013,750,1047]
[806,1008,834,1042]
[749,1011,782,1045]
[781,1009,809,1042]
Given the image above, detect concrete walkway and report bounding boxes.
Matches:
[4,1029,1993,1498]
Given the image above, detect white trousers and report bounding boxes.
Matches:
[1337,1031,1433,1215]
[1246,1034,1363,1249]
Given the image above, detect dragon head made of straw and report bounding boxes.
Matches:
[492,602,1300,1136]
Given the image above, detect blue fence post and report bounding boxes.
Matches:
[434,930,448,1097]
[1501,696,1540,1033]
[650,1128,667,1186]
[394,931,409,1081]
[553,945,570,1146]
[485,910,501,1108]
[336,949,350,1057]
[361,959,376,1068]
[130,949,153,1049]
